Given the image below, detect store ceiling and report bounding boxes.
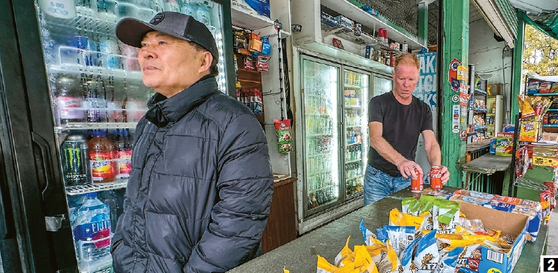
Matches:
[508,0,558,15]
[357,0,558,47]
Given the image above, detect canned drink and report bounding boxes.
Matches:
[411,168,423,193]
[430,165,443,190]
[60,134,90,186]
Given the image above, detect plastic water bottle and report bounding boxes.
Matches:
[72,192,112,272]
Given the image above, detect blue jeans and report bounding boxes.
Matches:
[363,165,410,206]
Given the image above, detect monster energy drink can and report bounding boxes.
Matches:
[60,134,90,186]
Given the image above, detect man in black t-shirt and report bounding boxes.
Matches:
[364,53,450,205]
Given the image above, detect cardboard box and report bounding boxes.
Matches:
[488,83,503,95]
[457,202,529,273]
[231,0,270,18]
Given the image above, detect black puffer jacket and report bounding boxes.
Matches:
[111,76,273,273]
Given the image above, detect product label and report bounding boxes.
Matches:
[117,150,132,177]
[58,96,84,119]
[90,152,115,181]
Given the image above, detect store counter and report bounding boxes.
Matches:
[228,188,548,273]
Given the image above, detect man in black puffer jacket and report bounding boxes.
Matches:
[112,12,273,272]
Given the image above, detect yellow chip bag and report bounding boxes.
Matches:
[334,237,354,267]
[317,255,338,273]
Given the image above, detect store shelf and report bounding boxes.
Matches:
[231,4,291,36]
[547,109,558,112]
[346,175,364,181]
[344,84,366,89]
[473,108,487,112]
[345,105,362,109]
[346,142,362,146]
[307,133,334,137]
[320,0,424,50]
[66,180,127,195]
[531,93,558,96]
[474,89,487,95]
[345,159,362,164]
[297,42,393,74]
[321,24,379,46]
[474,126,487,130]
[48,64,142,80]
[55,122,138,132]
[543,124,558,128]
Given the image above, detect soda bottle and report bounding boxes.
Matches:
[88,130,117,183]
[115,129,132,179]
[98,191,119,231]
[56,76,85,124]
[72,192,112,272]
[60,134,90,186]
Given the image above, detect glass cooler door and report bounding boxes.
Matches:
[301,58,340,216]
[342,69,368,198]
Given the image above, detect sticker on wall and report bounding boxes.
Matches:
[460,130,467,141]
[452,94,459,103]
[449,58,461,92]
[452,104,460,133]
[459,92,470,107]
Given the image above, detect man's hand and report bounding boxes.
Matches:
[396,159,422,179]
[440,165,450,185]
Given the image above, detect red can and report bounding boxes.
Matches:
[411,168,423,192]
[430,165,443,190]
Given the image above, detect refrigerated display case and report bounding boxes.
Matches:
[0,0,234,272]
[343,70,368,198]
[296,55,373,234]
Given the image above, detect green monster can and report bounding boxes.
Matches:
[60,134,90,186]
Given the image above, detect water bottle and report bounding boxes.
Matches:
[72,192,112,272]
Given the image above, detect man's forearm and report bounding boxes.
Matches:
[425,142,442,166]
[370,136,407,166]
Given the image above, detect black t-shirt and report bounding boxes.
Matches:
[367,91,433,177]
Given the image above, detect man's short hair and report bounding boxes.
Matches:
[188,41,219,77]
[394,53,420,71]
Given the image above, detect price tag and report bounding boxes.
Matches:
[541,255,558,272]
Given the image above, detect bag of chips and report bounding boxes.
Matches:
[413,230,439,271]
[274,119,293,153]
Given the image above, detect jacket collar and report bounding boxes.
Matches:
[145,75,220,127]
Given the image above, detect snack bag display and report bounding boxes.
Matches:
[274,119,293,153]
[334,237,354,267]
[317,255,338,273]
[413,230,440,271]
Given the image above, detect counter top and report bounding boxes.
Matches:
[461,153,512,175]
[228,188,547,273]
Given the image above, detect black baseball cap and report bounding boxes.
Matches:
[116,12,218,62]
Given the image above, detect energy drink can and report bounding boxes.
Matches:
[429,165,443,190]
[411,168,423,193]
[60,134,90,186]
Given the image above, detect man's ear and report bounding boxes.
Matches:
[199,51,212,74]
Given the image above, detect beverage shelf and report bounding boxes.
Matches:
[346,175,364,181]
[345,159,362,164]
[345,105,362,109]
[344,84,366,89]
[231,4,291,37]
[55,122,138,132]
[346,142,362,146]
[48,64,142,80]
[66,180,127,195]
[320,0,424,49]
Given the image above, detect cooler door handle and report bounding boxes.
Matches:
[0,139,15,239]
[31,132,54,201]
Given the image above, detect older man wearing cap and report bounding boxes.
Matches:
[111,12,273,273]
